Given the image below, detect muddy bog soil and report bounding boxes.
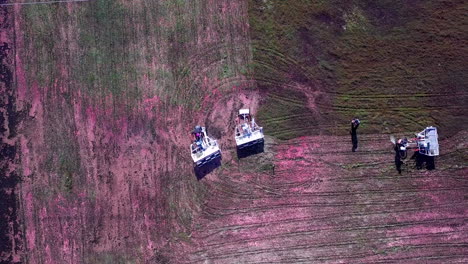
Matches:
[1,0,467,263]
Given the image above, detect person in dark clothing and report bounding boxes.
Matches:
[410,150,423,170]
[191,126,204,152]
[350,118,360,152]
[394,140,403,174]
[410,150,435,170]
[426,156,435,170]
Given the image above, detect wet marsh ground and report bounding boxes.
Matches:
[0,0,467,263]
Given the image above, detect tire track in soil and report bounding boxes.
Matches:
[190,237,468,261]
[260,80,467,142]
[186,133,468,263]
[252,63,468,98]
[195,206,467,239]
[196,202,466,235]
[11,0,256,262]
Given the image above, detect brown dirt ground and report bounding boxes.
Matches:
[0,0,467,263]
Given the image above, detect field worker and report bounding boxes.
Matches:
[350,118,360,152]
[410,150,423,170]
[394,139,403,174]
[192,126,204,151]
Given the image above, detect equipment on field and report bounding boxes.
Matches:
[190,126,221,167]
[391,126,439,160]
[235,109,264,149]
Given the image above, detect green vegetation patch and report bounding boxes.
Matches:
[85,252,135,264]
[333,1,468,135]
[258,89,317,140]
[75,0,139,99]
[21,4,61,86]
[249,0,468,137]
[42,111,82,194]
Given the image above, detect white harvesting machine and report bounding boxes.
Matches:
[235,109,264,149]
[190,126,221,167]
[414,126,439,156]
[392,126,440,159]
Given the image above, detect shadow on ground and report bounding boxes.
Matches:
[237,141,265,159]
[194,157,222,180]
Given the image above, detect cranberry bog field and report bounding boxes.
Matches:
[1,0,467,263]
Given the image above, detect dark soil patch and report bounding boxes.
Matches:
[0,4,21,263]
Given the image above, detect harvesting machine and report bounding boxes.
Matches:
[190,126,221,167]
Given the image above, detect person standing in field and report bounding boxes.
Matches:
[394,139,403,174]
[350,118,360,152]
